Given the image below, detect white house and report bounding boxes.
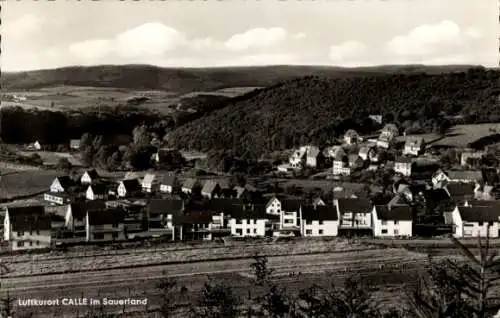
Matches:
[300,205,339,237]
[451,206,500,238]
[80,169,99,184]
[394,157,413,177]
[4,206,52,250]
[402,137,425,156]
[332,154,352,176]
[181,178,200,195]
[377,124,399,149]
[305,146,322,168]
[334,198,372,230]
[228,205,272,237]
[266,197,282,215]
[372,205,413,237]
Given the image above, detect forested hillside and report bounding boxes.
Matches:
[167,67,500,159]
[2,64,476,93]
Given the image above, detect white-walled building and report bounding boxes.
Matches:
[300,205,339,237]
[403,137,425,156]
[80,169,99,184]
[451,206,500,238]
[334,198,372,230]
[372,205,413,237]
[4,206,52,250]
[394,157,414,177]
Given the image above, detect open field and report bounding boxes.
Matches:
[431,123,500,148]
[2,84,257,115]
[0,170,63,200]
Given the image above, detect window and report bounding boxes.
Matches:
[381,221,387,225]
[36,240,40,245]
[29,230,33,235]
[112,233,118,239]
[318,220,324,225]
[306,220,312,225]
[17,241,24,247]
[29,241,33,246]
[394,221,399,225]
[394,229,399,235]
[478,222,483,226]
[236,229,242,235]
[306,229,312,235]
[318,230,324,235]
[246,229,251,234]
[381,229,388,234]
[284,219,293,224]
[253,229,257,234]
[17,231,24,236]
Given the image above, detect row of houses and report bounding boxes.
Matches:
[3,196,417,251]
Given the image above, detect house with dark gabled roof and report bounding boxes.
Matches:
[65,200,107,235]
[147,198,184,229]
[49,176,74,193]
[451,206,500,238]
[228,204,274,237]
[117,179,141,198]
[170,205,228,241]
[85,183,109,201]
[445,182,479,205]
[182,178,200,195]
[160,173,177,193]
[80,169,99,185]
[334,198,372,232]
[265,196,282,215]
[201,180,221,199]
[300,205,339,237]
[86,208,126,242]
[4,205,52,250]
[372,205,413,237]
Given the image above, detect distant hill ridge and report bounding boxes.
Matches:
[1,64,482,93]
[166,67,500,159]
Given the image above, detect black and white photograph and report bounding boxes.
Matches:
[0,0,499,317]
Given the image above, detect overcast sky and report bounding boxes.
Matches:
[2,0,498,72]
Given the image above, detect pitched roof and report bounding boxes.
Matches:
[124,172,139,180]
[88,183,108,195]
[375,205,413,221]
[421,189,450,203]
[457,206,500,223]
[120,179,141,191]
[382,123,399,134]
[281,199,302,212]
[7,205,45,217]
[161,173,176,187]
[336,198,372,214]
[83,169,99,179]
[182,178,198,190]
[446,170,482,181]
[387,195,409,207]
[404,137,424,148]
[142,173,157,186]
[207,198,244,212]
[446,182,475,198]
[172,211,213,225]
[87,209,125,226]
[301,205,338,221]
[201,180,220,194]
[395,157,413,164]
[69,200,107,219]
[148,199,184,215]
[11,214,51,232]
[55,176,73,189]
